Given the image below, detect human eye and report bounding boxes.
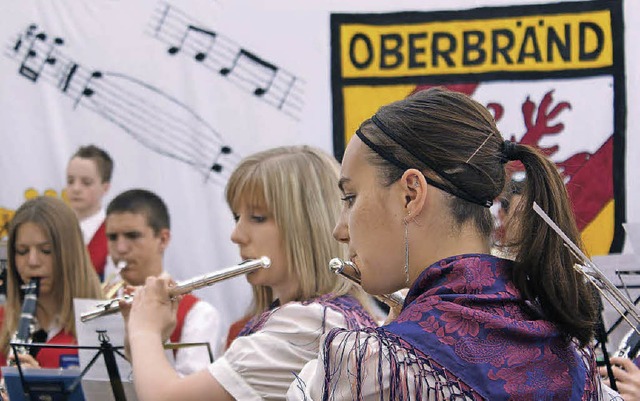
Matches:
[250,215,267,223]
[125,232,142,240]
[106,233,118,242]
[340,194,356,207]
[66,177,74,185]
[40,246,52,255]
[82,178,93,186]
[15,247,28,256]
[232,213,240,222]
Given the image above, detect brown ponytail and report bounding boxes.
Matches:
[361,87,597,346]
[508,144,597,346]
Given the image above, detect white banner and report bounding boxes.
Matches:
[1,0,639,334]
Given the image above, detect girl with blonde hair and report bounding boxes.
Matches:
[0,196,102,369]
[123,145,376,401]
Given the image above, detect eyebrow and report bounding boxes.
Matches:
[106,230,141,237]
[16,241,51,247]
[338,177,351,192]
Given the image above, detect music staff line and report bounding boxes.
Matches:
[148,13,304,111]
[9,32,215,153]
[44,64,228,170]
[151,3,304,107]
[5,34,218,156]
[148,1,304,120]
[6,27,240,183]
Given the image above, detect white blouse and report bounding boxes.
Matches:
[208,301,351,401]
[79,208,105,244]
[173,299,223,376]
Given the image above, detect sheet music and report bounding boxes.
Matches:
[74,298,176,377]
[73,298,133,381]
[82,380,139,401]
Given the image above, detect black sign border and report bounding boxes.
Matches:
[330,0,626,252]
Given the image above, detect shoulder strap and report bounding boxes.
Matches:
[170,294,200,344]
[87,221,108,279]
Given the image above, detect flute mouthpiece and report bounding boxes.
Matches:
[329,258,345,274]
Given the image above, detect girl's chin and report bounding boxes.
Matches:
[360,280,394,297]
[245,270,266,287]
[37,285,52,297]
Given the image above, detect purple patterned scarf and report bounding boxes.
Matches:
[238,293,376,338]
[383,254,597,400]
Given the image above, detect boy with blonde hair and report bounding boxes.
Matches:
[66,144,113,280]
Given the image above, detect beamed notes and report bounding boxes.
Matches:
[7,24,240,185]
[150,1,304,120]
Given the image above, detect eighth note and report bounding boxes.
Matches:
[168,25,217,63]
[219,49,278,97]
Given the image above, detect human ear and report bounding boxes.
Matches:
[400,169,428,216]
[158,228,171,251]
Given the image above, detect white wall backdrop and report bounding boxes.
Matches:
[1,0,638,337]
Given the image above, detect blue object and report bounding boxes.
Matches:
[59,354,80,369]
[1,366,85,401]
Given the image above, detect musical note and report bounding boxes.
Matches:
[168,25,217,62]
[219,49,277,97]
[6,25,241,185]
[15,25,64,83]
[74,71,103,108]
[206,146,233,182]
[148,1,305,120]
[13,24,36,53]
[210,146,232,172]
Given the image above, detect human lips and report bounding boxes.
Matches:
[240,253,259,262]
[22,276,47,289]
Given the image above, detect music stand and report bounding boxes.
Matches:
[597,269,640,339]
[8,330,128,401]
[163,341,214,364]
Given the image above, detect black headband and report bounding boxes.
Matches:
[357,115,493,208]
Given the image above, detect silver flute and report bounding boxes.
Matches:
[81,256,271,322]
[329,258,405,307]
[533,202,640,334]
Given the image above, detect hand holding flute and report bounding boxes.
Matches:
[81,257,271,322]
[120,276,179,345]
[119,256,270,356]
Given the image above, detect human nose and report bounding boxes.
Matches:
[230,220,247,246]
[332,210,349,244]
[113,236,130,254]
[27,248,40,266]
[68,180,81,192]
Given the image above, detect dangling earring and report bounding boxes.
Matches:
[404,212,410,285]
